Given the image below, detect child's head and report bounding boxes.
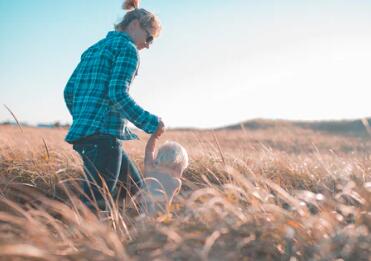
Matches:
[155,141,188,177]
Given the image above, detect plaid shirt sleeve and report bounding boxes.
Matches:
[108,44,160,134]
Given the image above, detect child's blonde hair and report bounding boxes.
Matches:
[115,0,162,37]
[155,141,189,173]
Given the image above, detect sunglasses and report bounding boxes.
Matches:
[143,27,154,45]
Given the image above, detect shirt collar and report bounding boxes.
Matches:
[107,31,135,44]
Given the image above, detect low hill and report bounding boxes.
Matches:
[220,117,371,137]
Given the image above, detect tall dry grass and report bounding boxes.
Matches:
[0,125,370,260]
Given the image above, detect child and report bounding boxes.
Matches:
[139,128,189,214]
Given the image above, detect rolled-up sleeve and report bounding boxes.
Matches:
[108,44,159,134]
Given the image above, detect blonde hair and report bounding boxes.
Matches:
[155,141,189,173]
[115,0,162,37]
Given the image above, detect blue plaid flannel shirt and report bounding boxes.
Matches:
[64,31,160,143]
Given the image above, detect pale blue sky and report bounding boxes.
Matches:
[1,0,370,128]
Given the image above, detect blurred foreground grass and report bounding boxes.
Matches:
[0,125,370,260]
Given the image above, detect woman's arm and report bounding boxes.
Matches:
[107,44,160,134]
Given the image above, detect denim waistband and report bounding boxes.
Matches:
[73,133,117,145]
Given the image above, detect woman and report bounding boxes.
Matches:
[64,0,164,209]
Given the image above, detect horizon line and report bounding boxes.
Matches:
[1,116,370,130]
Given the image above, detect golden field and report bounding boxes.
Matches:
[0,124,370,260]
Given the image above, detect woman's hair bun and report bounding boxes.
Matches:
[123,0,140,10]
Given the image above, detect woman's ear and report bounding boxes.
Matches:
[127,19,139,32]
[131,19,140,29]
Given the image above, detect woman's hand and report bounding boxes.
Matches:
[152,119,165,139]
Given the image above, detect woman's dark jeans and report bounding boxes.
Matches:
[72,134,143,208]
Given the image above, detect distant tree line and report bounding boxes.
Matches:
[0,121,70,129]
